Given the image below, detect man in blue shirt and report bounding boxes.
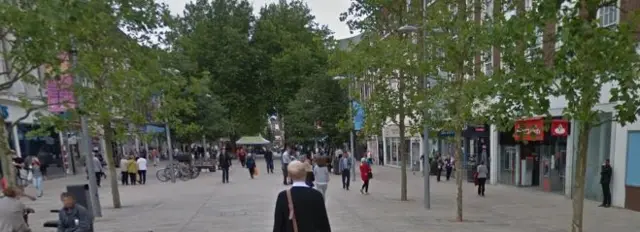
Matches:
[339,153,352,190]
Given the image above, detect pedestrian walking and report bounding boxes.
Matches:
[272,161,331,232]
[264,148,274,174]
[360,157,372,194]
[476,161,488,196]
[304,157,314,188]
[137,155,148,184]
[281,146,293,185]
[126,155,138,186]
[119,156,129,185]
[91,156,103,187]
[600,159,613,207]
[237,148,247,168]
[445,158,453,181]
[339,153,352,190]
[219,148,232,183]
[29,157,44,197]
[313,157,330,201]
[246,154,256,179]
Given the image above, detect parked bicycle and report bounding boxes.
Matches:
[156,162,200,182]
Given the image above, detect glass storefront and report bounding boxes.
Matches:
[571,114,612,202]
[499,145,517,186]
[384,137,412,167]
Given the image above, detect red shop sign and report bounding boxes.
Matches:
[514,118,544,141]
[550,119,569,137]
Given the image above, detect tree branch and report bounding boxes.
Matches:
[8,100,75,128]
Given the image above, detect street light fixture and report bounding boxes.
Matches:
[333,75,356,182]
[397,23,432,210]
[398,25,420,33]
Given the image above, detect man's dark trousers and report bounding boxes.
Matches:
[266,159,274,173]
[341,169,350,190]
[282,163,289,184]
[602,183,612,206]
[221,167,229,183]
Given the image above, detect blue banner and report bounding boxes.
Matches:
[0,105,8,119]
[352,101,364,131]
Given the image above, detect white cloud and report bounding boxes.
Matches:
[158,0,354,39]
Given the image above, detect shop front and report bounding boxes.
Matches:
[497,117,569,194]
[382,124,422,170]
[463,124,491,181]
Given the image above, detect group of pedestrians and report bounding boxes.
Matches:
[119,155,148,186]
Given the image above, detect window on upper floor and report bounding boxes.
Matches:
[483,50,493,76]
[598,3,619,27]
[482,0,493,20]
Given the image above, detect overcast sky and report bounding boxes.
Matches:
[158,0,355,39]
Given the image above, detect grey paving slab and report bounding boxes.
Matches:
[18,159,640,232]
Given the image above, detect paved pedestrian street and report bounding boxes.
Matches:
[23,160,640,232]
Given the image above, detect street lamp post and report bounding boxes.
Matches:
[70,40,102,217]
[398,13,431,209]
[334,75,356,181]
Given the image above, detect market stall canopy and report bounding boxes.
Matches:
[236,135,270,145]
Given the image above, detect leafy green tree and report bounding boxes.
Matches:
[420,0,493,221]
[167,0,265,143]
[3,0,175,208]
[337,0,425,201]
[285,75,349,144]
[252,0,333,141]
[488,1,640,231]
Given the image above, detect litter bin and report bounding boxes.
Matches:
[66,184,94,213]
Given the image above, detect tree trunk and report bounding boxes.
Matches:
[101,119,121,208]
[0,117,16,188]
[399,121,408,201]
[571,122,591,232]
[454,129,464,221]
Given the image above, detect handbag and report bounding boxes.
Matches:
[367,171,373,179]
[286,189,299,232]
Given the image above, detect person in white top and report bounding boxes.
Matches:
[136,156,148,185]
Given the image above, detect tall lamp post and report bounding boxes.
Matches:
[70,40,102,217]
[398,20,431,209]
[333,75,356,181]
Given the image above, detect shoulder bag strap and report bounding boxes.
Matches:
[286,188,299,232]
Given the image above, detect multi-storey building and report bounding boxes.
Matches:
[482,0,640,211]
[0,34,65,176]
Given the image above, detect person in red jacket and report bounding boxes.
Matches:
[359,158,372,194]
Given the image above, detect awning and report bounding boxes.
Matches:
[236,135,270,145]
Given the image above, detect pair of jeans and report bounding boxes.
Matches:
[266,160,274,173]
[602,183,612,206]
[128,172,137,185]
[121,171,129,185]
[341,169,350,189]
[32,176,43,197]
[282,163,289,184]
[138,170,147,184]
[477,178,487,195]
[316,183,328,201]
[221,167,230,183]
[95,172,102,187]
[361,179,369,193]
[248,167,255,179]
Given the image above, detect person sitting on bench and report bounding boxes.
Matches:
[57,192,93,232]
